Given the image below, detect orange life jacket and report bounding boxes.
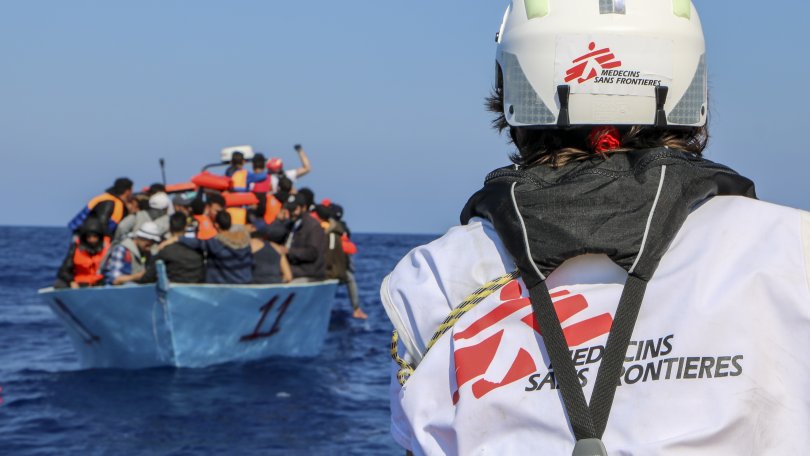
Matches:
[191,172,231,191]
[223,192,259,207]
[264,195,282,225]
[88,193,125,225]
[231,169,248,192]
[227,207,247,226]
[194,214,217,240]
[73,237,111,285]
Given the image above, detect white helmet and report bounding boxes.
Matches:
[496,0,706,128]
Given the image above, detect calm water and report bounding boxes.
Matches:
[0,227,435,455]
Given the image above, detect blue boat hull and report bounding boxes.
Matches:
[38,278,338,369]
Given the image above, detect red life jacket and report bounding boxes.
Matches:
[73,237,111,285]
[252,175,271,194]
[342,233,358,255]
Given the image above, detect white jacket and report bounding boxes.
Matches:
[382,196,810,455]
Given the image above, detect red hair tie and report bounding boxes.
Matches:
[588,126,622,155]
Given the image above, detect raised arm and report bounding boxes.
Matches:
[292,144,311,178]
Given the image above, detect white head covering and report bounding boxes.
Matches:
[149,192,171,211]
[135,221,162,242]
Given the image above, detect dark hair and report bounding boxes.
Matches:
[232,152,245,166]
[485,81,709,168]
[190,197,206,216]
[277,175,293,193]
[169,213,187,234]
[297,188,315,209]
[135,193,150,211]
[215,210,232,231]
[110,178,133,196]
[252,153,266,170]
[148,183,166,195]
[206,192,226,208]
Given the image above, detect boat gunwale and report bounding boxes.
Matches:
[37,279,339,295]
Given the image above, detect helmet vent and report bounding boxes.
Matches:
[599,0,626,14]
[667,54,706,125]
[524,0,549,19]
[502,52,555,125]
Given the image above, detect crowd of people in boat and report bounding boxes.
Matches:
[54,145,368,319]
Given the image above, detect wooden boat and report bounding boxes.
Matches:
[38,263,338,369]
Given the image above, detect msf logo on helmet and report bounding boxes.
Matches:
[564,42,622,84]
[451,280,612,404]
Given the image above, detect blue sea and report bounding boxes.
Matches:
[0,227,435,455]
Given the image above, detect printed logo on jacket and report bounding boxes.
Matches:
[451,280,744,405]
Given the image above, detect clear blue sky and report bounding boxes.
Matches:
[1,1,807,234]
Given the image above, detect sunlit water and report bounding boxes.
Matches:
[0,227,434,455]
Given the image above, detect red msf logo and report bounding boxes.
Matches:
[451,280,612,404]
[565,42,622,84]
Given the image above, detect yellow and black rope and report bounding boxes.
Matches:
[390,271,520,385]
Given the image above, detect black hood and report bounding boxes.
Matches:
[78,217,107,254]
[461,148,756,287]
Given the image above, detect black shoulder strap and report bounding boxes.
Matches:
[529,275,649,449]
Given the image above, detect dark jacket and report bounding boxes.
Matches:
[252,241,283,284]
[180,230,253,284]
[287,214,327,280]
[325,219,349,282]
[140,242,205,284]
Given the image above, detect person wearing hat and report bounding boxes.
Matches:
[280,193,326,282]
[55,217,111,289]
[101,221,162,285]
[382,1,810,455]
[113,192,171,243]
[67,177,133,236]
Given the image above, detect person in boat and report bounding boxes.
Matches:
[68,177,133,236]
[381,2,810,455]
[140,213,205,284]
[177,210,253,284]
[267,144,312,194]
[55,217,110,289]
[249,153,271,222]
[323,203,367,319]
[224,151,245,178]
[101,221,162,286]
[250,221,292,284]
[226,151,268,193]
[113,192,171,243]
[147,183,166,196]
[280,193,326,282]
[172,193,199,239]
[190,192,223,241]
